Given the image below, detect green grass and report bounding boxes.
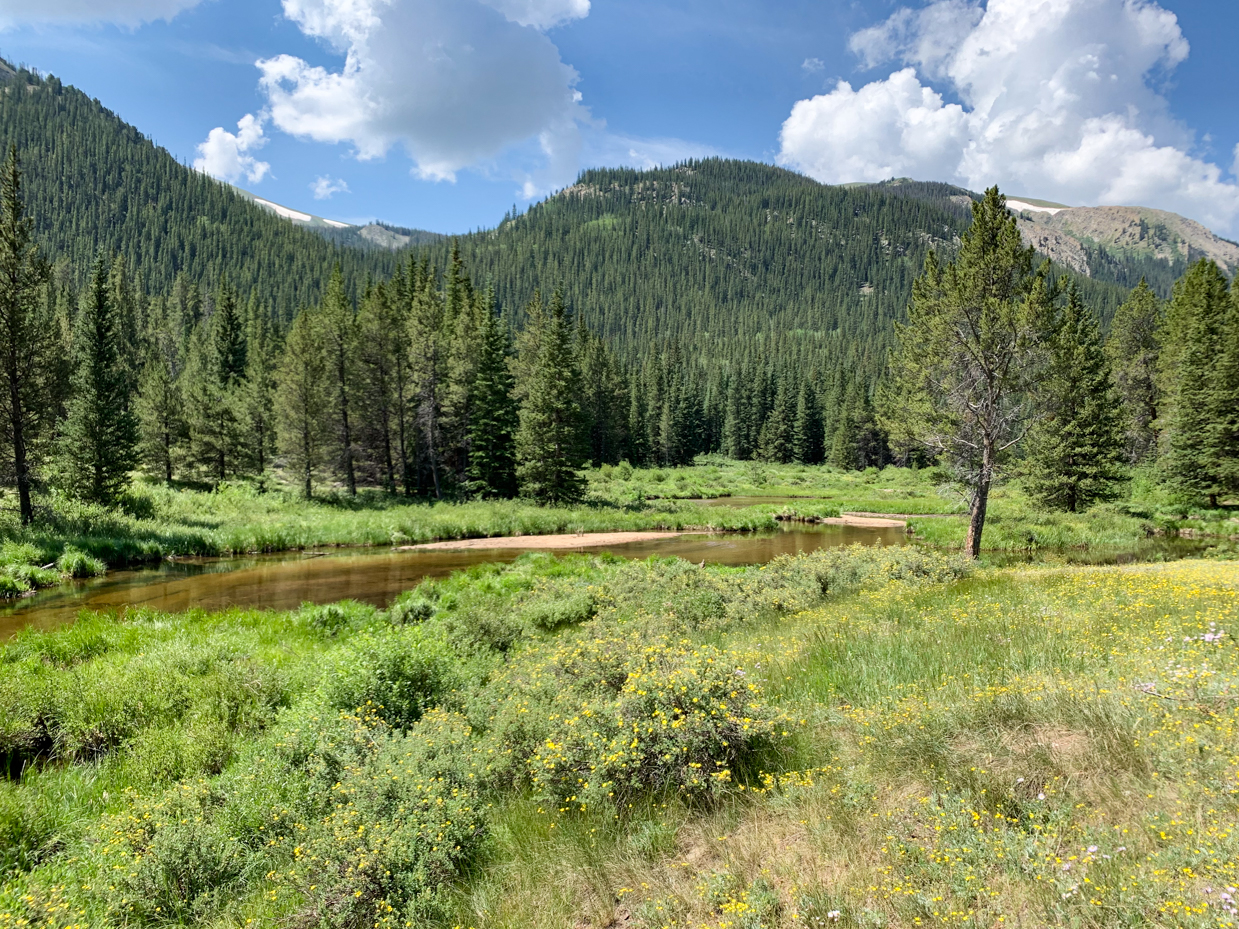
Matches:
[1,548,1236,927]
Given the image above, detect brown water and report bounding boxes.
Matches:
[0,523,906,639]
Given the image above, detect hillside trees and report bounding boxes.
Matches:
[0,145,52,523]
[883,188,1047,558]
[275,306,329,499]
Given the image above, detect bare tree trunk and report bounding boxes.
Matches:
[8,373,32,525]
[965,441,995,559]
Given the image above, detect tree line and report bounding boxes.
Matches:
[1,146,1235,531]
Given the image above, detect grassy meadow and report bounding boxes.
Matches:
[1,546,1237,928]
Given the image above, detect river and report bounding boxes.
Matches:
[1,522,906,638]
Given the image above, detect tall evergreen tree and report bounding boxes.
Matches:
[1158,259,1232,506]
[1023,285,1126,512]
[409,268,446,497]
[320,268,359,495]
[59,257,138,504]
[791,380,823,465]
[135,337,185,484]
[757,373,795,463]
[213,278,247,386]
[275,306,329,499]
[182,325,242,485]
[241,300,277,480]
[466,302,518,497]
[1106,280,1162,464]
[1214,286,1239,499]
[515,290,586,504]
[0,145,53,524]
[882,188,1047,558]
[356,282,406,493]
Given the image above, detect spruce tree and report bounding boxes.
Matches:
[135,350,185,483]
[241,301,277,481]
[466,303,518,497]
[182,325,242,485]
[356,282,406,493]
[515,290,586,504]
[1209,285,1239,500]
[757,374,795,463]
[0,145,53,524]
[320,268,359,495]
[275,306,329,499]
[1158,260,1232,506]
[791,380,823,464]
[1106,280,1162,464]
[213,278,247,385]
[60,257,138,504]
[1023,285,1126,512]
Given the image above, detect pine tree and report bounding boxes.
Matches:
[409,269,446,497]
[135,351,185,483]
[213,277,247,385]
[59,257,138,504]
[241,301,277,481]
[356,282,406,493]
[757,373,795,463]
[1023,285,1126,512]
[882,188,1047,557]
[1106,280,1161,464]
[515,290,586,504]
[320,268,359,495]
[275,306,329,499]
[466,302,518,497]
[182,325,242,485]
[791,380,823,464]
[0,145,53,524]
[1158,260,1232,506]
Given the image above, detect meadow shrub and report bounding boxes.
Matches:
[98,782,251,925]
[297,599,379,637]
[615,460,634,480]
[482,632,785,809]
[388,594,435,625]
[281,709,486,928]
[520,589,597,631]
[321,626,457,728]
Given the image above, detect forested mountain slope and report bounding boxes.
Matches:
[0,62,397,314]
[411,161,1137,374]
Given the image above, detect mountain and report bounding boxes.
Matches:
[1,54,1223,370]
[232,187,444,251]
[0,61,397,314]
[868,177,1237,294]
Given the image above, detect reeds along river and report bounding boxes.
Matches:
[0,523,907,639]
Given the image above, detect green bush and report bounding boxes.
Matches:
[99,783,251,925]
[321,626,457,728]
[521,589,597,631]
[388,594,435,625]
[55,546,106,579]
[483,631,786,809]
[297,599,379,637]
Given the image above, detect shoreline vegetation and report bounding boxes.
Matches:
[2,457,1237,600]
[2,546,1237,928]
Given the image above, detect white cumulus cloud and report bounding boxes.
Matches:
[256,0,589,186]
[778,0,1239,237]
[311,175,350,199]
[193,114,271,185]
[0,0,202,25]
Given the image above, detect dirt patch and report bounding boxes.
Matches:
[398,531,704,552]
[821,515,907,529]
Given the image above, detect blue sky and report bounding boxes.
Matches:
[1,0,1237,237]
